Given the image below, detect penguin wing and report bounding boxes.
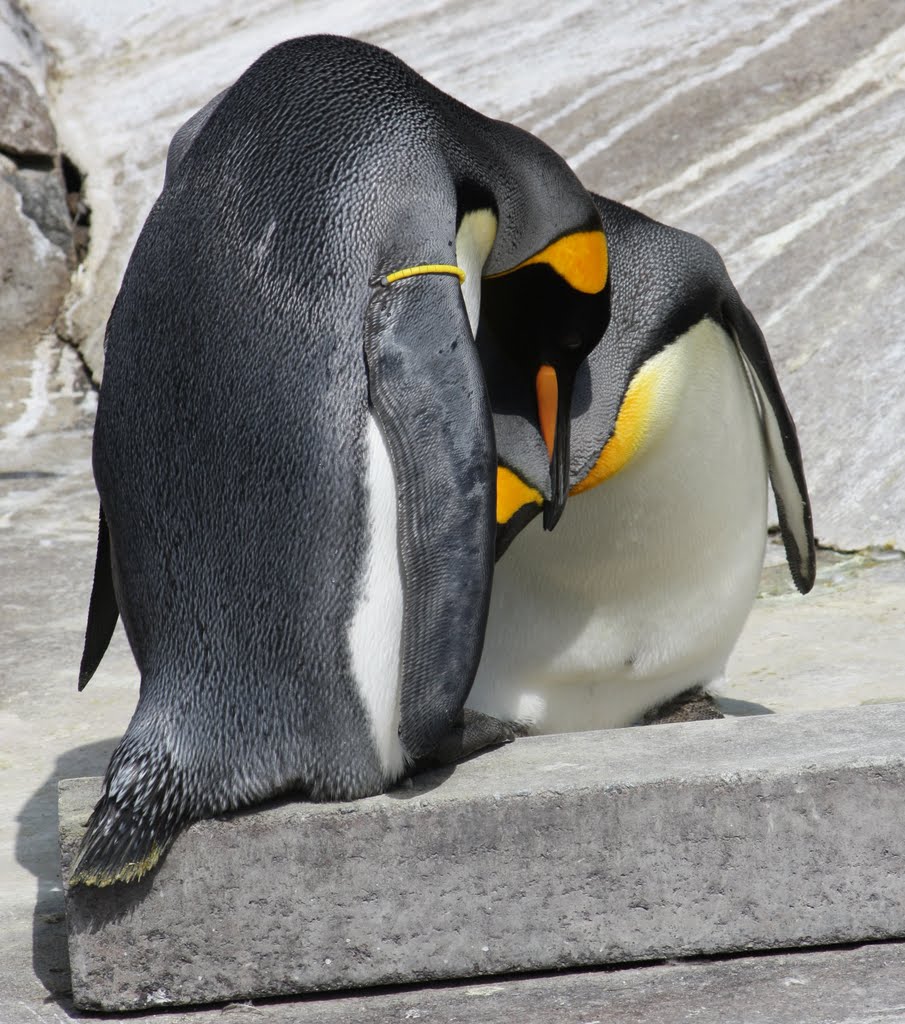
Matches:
[365,273,496,759]
[78,505,120,689]
[724,298,816,593]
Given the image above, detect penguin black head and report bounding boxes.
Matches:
[479,224,610,530]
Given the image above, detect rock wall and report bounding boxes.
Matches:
[3,0,904,549]
[0,3,73,350]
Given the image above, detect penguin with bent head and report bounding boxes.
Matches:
[469,193,815,733]
[72,35,610,885]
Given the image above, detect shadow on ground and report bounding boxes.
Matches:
[15,739,120,1004]
[712,697,773,717]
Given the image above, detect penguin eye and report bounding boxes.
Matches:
[561,333,583,351]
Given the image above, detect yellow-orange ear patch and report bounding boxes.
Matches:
[571,329,701,496]
[487,230,608,294]
[497,465,543,524]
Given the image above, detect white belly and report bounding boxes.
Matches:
[468,319,768,732]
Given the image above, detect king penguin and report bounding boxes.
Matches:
[72,35,610,885]
[467,194,815,733]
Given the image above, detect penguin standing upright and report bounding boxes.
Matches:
[71,35,610,885]
[468,195,814,733]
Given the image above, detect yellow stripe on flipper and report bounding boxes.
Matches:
[497,465,543,524]
[382,264,465,285]
[486,230,608,294]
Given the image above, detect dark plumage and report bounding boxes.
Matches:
[73,35,610,885]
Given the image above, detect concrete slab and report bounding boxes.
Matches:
[61,705,905,1011]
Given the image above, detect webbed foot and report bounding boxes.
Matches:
[415,708,526,770]
[639,686,724,725]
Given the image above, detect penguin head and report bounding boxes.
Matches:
[485,200,693,561]
[488,192,815,597]
[479,225,610,531]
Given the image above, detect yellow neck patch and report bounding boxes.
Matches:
[571,338,690,496]
[487,230,608,294]
[570,360,658,496]
[497,465,543,524]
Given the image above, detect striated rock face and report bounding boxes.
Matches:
[14,0,905,550]
[2,1,904,550]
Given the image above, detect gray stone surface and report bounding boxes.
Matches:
[171,941,905,1024]
[720,545,905,716]
[7,940,905,1024]
[0,169,70,345]
[0,59,55,155]
[0,0,49,88]
[5,162,73,252]
[61,705,905,1011]
[0,28,72,349]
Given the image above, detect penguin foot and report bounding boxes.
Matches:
[638,686,724,726]
[68,734,187,887]
[414,709,525,770]
[68,791,179,888]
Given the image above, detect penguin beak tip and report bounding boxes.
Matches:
[542,495,565,531]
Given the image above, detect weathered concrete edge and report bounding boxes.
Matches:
[29,940,905,1024]
[61,705,905,1010]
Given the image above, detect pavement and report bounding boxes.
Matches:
[2,1,905,1021]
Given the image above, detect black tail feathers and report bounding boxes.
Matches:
[68,735,188,887]
[79,505,120,691]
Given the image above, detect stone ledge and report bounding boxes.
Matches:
[60,705,905,1011]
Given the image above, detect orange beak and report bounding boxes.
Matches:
[535,364,558,461]
[535,363,571,531]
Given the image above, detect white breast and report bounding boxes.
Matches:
[347,414,406,780]
[468,318,768,732]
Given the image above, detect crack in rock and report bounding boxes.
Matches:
[0,55,91,347]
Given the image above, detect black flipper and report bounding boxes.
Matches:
[365,273,496,759]
[725,300,816,593]
[78,505,120,690]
